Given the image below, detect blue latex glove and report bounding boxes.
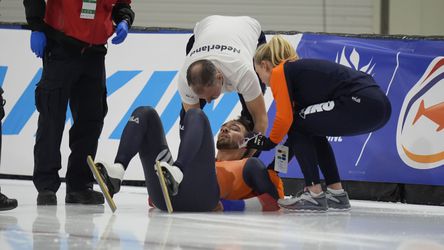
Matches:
[112,20,129,45]
[30,31,47,58]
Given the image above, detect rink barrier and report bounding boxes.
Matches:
[1,22,444,205]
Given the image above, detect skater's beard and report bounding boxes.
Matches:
[216,137,240,150]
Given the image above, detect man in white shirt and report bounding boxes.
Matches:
[178,15,268,136]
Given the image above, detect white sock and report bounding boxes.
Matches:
[243,198,262,211]
[244,194,279,212]
[327,187,345,195]
[309,190,324,197]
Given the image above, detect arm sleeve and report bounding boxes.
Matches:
[269,75,294,144]
[237,69,262,102]
[23,0,46,31]
[112,1,135,28]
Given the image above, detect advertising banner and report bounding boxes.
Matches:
[265,34,444,186]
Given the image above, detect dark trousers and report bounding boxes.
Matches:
[0,87,4,165]
[243,158,279,200]
[289,86,391,186]
[115,107,220,212]
[180,32,267,134]
[33,42,108,193]
[0,88,4,194]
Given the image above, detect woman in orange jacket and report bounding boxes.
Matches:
[246,35,391,212]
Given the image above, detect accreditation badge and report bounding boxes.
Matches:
[274,145,289,173]
[80,0,97,19]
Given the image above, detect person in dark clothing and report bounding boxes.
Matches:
[0,188,17,211]
[23,0,135,205]
[249,35,391,212]
[92,107,284,212]
[0,87,18,211]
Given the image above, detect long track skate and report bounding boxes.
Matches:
[87,155,117,212]
[155,161,173,213]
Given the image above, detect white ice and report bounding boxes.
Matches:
[1,179,444,250]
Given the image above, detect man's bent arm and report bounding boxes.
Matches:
[245,94,268,134]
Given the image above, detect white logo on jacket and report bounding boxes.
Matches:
[299,101,335,119]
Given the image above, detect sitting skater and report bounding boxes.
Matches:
[92,106,283,212]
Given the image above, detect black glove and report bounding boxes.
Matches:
[244,133,276,151]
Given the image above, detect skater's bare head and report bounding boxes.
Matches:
[216,117,253,159]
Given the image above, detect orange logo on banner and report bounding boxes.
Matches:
[412,100,444,132]
[397,57,444,169]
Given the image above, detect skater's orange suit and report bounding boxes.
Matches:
[216,159,284,200]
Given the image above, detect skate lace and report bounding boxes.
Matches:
[288,190,309,200]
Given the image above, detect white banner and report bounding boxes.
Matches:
[0,28,300,180]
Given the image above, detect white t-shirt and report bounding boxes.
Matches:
[178,15,262,105]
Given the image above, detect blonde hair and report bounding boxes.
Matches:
[254,35,299,67]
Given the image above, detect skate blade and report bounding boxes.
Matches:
[87,155,117,213]
[155,161,173,213]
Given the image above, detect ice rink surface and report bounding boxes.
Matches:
[1,179,443,250]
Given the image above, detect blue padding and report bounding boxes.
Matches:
[220,199,245,212]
